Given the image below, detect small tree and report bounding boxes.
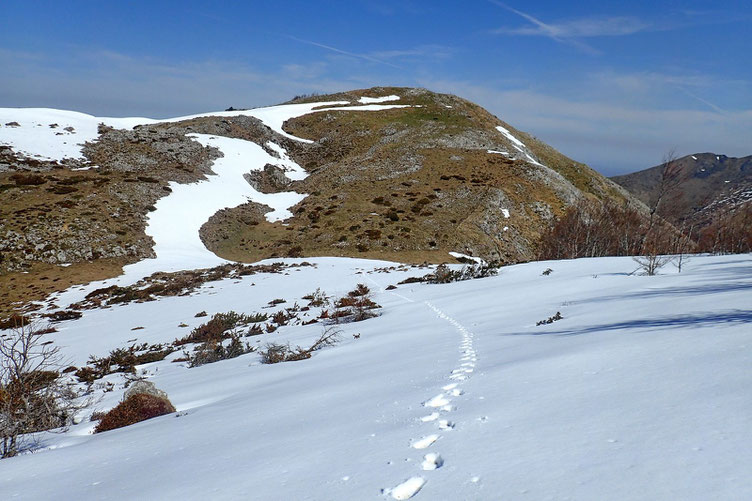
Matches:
[1,320,77,458]
[634,150,684,275]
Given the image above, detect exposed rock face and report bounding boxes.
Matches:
[124,380,170,401]
[244,164,291,193]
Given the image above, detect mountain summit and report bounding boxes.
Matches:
[1,87,638,311]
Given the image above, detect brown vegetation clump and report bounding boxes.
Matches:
[9,173,47,186]
[697,202,752,254]
[74,343,174,383]
[94,393,176,433]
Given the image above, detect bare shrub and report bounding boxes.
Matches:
[1,321,78,458]
[538,199,645,260]
[259,327,340,364]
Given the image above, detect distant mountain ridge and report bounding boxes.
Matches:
[611,152,752,227]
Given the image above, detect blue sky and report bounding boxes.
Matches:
[2,1,750,175]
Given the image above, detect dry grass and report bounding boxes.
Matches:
[0,258,130,318]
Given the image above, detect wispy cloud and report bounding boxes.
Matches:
[285,36,402,69]
[678,87,727,114]
[369,44,455,61]
[495,14,648,38]
[488,1,651,54]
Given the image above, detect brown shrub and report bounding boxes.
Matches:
[697,202,752,254]
[9,173,46,186]
[94,393,176,433]
[0,314,31,330]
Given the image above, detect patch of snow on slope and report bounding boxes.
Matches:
[98,135,307,284]
[487,149,509,156]
[502,208,510,219]
[495,124,543,166]
[358,95,400,104]
[0,108,153,161]
[692,155,698,160]
[448,252,485,264]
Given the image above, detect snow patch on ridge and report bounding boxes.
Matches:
[0,108,153,162]
[358,95,400,104]
[449,252,485,265]
[495,125,543,166]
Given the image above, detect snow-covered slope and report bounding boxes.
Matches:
[2,254,750,500]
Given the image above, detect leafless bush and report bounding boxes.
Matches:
[259,327,341,364]
[538,199,646,260]
[632,253,673,276]
[1,321,79,458]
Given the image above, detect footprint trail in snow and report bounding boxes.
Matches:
[384,300,479,499]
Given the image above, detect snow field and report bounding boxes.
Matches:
[3,254,749,499]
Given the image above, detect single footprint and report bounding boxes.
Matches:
[420,412,439,422]
[421,452,444,471]
[442,383,459,391]
[424,394,451,408]
[412,434,439,449]
[438,419,455,430]
[450,388,464,396]
[387,477,426,500]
